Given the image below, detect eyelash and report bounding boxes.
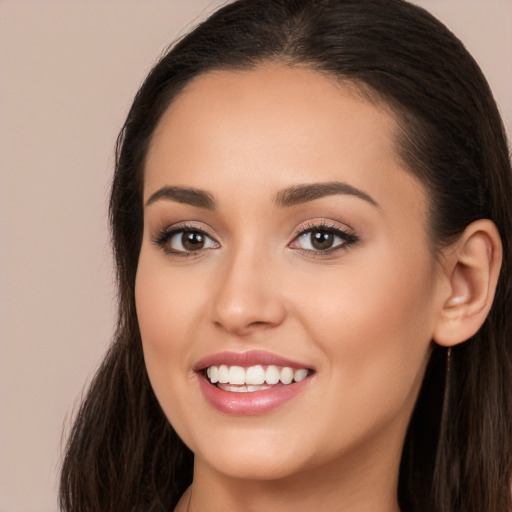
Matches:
[152,221,359,258]
[153,224,218,258]
[291,221,359,257]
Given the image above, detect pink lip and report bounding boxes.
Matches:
[197,374,312,415]
[194,350,314,416]
[194,350,311,371]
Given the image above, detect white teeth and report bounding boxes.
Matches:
[265,365,280,385]
[218,365,229,384]
[208,366,219,383]
[218,383,272,393]
[205,364,310,388]
[280,367,294,385]
[246,365,265,385]
[247,385,266,392]
[228,366,245,385]
[294,368,308,382]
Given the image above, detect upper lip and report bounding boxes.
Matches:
[194,350,312,372]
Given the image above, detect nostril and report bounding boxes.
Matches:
[248,321,268,327]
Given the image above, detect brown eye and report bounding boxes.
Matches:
[290,224,357,253]
[181,231,206,251]
[310,230,335,250]
[157,227,218,254]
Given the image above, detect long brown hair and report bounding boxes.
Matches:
[60,1,512,510]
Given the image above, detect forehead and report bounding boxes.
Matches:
[144,64,426,221]
[147,65,397,174]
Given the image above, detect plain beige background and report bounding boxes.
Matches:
[0,1,510,511]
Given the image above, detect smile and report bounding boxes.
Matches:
[195,351,314,415]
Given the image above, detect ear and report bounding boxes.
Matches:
[433,219,502,347]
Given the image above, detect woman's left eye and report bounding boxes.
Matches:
[155,228,219,255]
[290,225,357,253]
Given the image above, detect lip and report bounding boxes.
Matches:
[193,350,312,371]
[197,374,313,415]
[194,350,314,415]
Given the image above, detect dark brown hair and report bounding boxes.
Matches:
[60,1,512,511]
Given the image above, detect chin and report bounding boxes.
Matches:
[178,420,314,481]
[195,447,310,482]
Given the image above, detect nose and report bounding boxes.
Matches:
[209,246,286,336]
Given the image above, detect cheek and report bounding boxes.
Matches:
[294,246,436,409]
[135,254,204,354]
[135,268,173,360]
[135,255,200,395]
[135,257,208,440]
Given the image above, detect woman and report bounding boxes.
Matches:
[59,0,512,511]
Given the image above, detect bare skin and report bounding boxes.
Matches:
[135,64,502,512]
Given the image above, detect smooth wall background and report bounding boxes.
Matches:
[0,1,510,511]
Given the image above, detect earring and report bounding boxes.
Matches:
[442,347,452,418]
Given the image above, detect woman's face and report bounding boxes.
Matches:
[136,65,445,482]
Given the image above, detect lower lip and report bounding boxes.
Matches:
[197,374,312,415]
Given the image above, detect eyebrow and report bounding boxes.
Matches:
[145,186,216,209]
[273,181,380,208]
[145,181,379,210]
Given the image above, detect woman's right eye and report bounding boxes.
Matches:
[155,227,219,255]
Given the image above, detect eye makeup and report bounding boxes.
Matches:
[151,218,359,259]
[152,222,219,258]
[289,220,359,257]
